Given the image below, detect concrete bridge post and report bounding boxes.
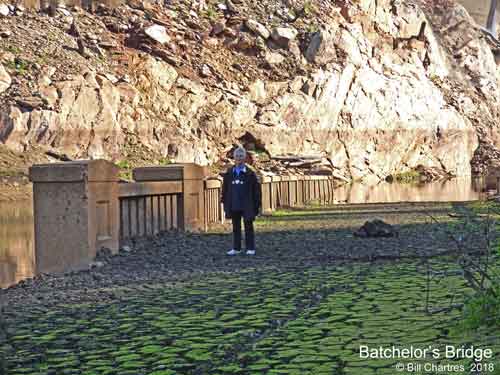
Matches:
[29,160,120,274]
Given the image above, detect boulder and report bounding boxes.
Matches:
[270,27,298,48]
[144,24,170,44]
[236,33,254,50]
[305,25,338,64]
[354,220,398,238]
[264,51,285,65]
[245,19,270,39]
[211,22,225,36]
[0,3,9,16]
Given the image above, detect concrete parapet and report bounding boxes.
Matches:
[132,164,208,231]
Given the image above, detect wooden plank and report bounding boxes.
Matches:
[207,189,212,224]
[210,189,215,223]
[145,196,152,235]
[152,196,159,235]
[319,180,324,204]
[211,189,216,223]
[159,195,165,232]
[166,195,172,229]
[135,197,143,236]
[175,194,182,230]
[151,196,157,235]
[119,199,124,240]
[292,180,297,206]
[129,198,138,237]
[121,199,129,240]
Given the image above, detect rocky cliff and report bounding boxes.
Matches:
[0,0,499,183]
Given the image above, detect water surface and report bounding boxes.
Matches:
[334,177,487,204]
[0,201,34,289]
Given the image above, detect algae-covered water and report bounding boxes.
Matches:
[3,258,499,375]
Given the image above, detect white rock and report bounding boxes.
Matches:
[89,261,105,268]
[200,64,211,77]
[0,3,10,16]
[103,73,119,84]
[245,19,270,39]
[56,7,72,16]
[248,79,267,103]
[265,51,285,65]
[144,24,170,44]
[39,86,59,108]
[44,66,57,77]
[38,75,52,87]
[270,27,298,48]
[0,63,11,93]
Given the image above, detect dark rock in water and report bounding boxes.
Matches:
[354,219,398,238]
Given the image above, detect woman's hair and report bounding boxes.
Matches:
[233,146,247,160]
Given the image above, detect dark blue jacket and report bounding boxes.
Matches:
[221,165,261,220]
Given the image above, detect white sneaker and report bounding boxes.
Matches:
[245,250,256,255]
[227,249,240,256]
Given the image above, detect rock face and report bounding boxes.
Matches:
[0,0,499,181]
[0,64,10,93]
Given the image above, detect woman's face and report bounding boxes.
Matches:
[234,155,245,165]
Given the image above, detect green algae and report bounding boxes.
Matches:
[4,257,500,374]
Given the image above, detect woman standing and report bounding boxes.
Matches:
[221,147,261,255]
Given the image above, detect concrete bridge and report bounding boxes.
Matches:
[29,160,336,275]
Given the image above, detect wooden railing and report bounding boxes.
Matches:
[118,181,183,241]
[260,175,336,214]
[204,179,225,226]
[202,174,337,220]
